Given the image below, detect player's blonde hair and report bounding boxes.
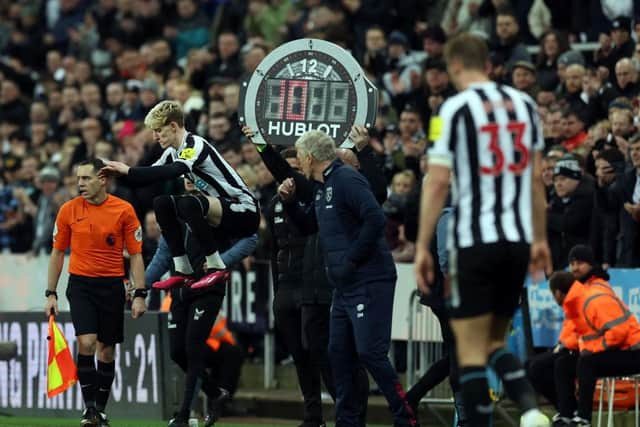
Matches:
[144,100,185,130]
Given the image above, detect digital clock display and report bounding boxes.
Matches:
[239,39,377,146]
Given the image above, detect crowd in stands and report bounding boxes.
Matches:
[2,0,640,278]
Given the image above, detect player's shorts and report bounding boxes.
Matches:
[447,241,530,319]
[66,274,126,345]
[218,197,260,238]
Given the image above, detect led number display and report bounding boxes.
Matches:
[240,39,378,146]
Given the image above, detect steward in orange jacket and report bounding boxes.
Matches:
[556,245,614,352]
[559,278,640,354]
[549,271,640,426]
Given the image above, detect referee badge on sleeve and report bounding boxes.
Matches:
[428,116,443,142]
[134,226,143,242]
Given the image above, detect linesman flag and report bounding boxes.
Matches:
[47,315,77,398]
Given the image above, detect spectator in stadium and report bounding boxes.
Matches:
[384,106,426,181]
[613,58,640,99]
[511,60,539,97]
[609,16,635,75]
[582,67,617,123]
[207,113,235,147]
[548,270,640,427]
[14,165,62,256]
[491,7,531,74]
[421,26,446,61]
[362,26,388,80]
[382,31,424,105]
[442,0,491,40]
[558,65,592,125]
[244,0,291,48]
[542,106,564,150]
[219,142,244,169]
[383,170,416,253]
[44,159,146,427]
[556,50,585,93]
[207,31,243,80]
[610,107,635,140]
[547,155,595,269]
[560,110,588,152]
[587,144,623,266]
[411,57,457,126]
[0,155,24,253]
[596,135,640,267]
[541,154,560,201]
[0,78,29,130]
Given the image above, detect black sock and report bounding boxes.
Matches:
[459,366,492,427]
[179,375,202,418]
[175,195,219,255]
[153,195,187,257]
[488,348,537,412]
[95,361,115,412]
[77,354,97,408]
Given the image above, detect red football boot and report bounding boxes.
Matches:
[152,275,193,290]
[190,270,230,290]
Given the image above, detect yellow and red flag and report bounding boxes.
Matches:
[47,315,77,398]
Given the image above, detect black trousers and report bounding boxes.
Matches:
[274,288,369,425]
[571,349,640,421]
[274,288,333,424]
[169,289,225,413]
[204,341,244,396]
[526,349,578,411]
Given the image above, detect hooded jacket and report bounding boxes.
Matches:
[562,278,640,353]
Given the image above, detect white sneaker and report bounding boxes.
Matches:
[520,409,551,427]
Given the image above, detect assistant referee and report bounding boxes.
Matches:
[44,159,147,427]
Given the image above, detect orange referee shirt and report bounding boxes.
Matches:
[53,195,143,278]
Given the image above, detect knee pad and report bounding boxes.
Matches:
[175,194,209,220]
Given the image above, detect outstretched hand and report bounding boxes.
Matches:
[100,160,130,177]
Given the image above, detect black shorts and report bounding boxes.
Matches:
[66,274,126,345]
[218,197,260,239]
[448,241,530,319]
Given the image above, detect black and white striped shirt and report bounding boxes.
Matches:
[153,132,257,211]
[428,81,543,249]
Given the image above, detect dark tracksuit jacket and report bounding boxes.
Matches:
[285,159,413,427]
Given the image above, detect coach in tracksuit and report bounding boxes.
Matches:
[279,130,417,427]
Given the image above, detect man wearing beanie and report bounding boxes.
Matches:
[547,156,595,269]
[527,245,614,426]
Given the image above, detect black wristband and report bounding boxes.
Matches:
[133,288,148,299]
[45,290,58,299]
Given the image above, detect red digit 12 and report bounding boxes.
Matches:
[479,121,528,175]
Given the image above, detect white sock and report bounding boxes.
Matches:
[205,251,226,270]
[173,255,193,275]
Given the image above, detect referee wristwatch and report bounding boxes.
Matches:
[45,290,58,299]
[133,288,148,300]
